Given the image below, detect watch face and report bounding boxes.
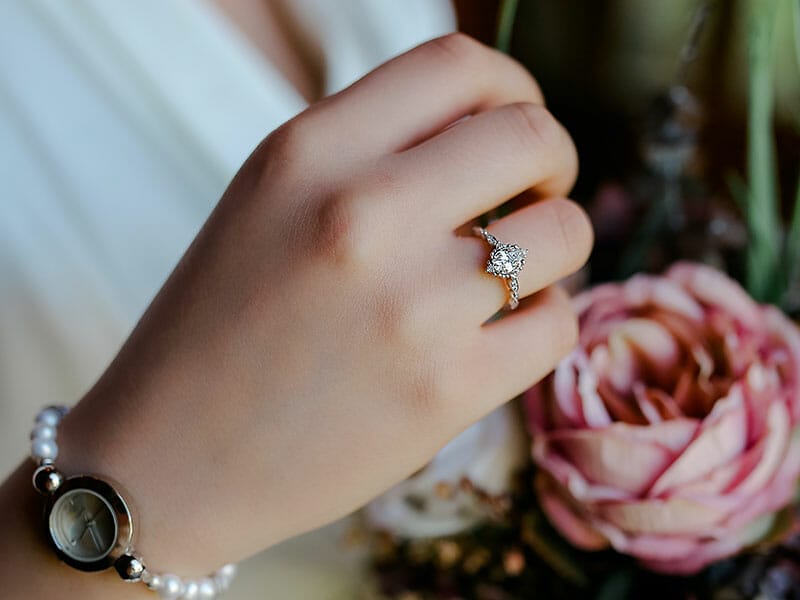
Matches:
[49,489,118,562]
[45,476,134,572]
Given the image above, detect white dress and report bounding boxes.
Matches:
[0,1,455,597]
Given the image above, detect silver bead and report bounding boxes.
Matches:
[114,554,146,581]
[30,424,56,441]
[181,580,199,599]
[32,465,63,495]
[31,439,58,461]
[196,578,216,600]
[159,574,184,599]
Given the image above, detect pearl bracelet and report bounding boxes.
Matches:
[30,406,237,599]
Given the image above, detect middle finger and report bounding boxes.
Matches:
[385,102,579,229]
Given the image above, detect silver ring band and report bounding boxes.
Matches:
[473,227,528,310]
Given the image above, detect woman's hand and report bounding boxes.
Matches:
[40,33,591,580]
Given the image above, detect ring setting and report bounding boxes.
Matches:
[473,227,528,310]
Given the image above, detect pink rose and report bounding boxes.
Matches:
[524,262,800,574]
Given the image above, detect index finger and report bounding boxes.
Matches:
[306,33,544,156]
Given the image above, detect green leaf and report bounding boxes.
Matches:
[794,0,800,77]
[522,513,589,588]
[595,569,636,600]
[745,0,782,302]
[725,171,750,215]
[495,0,520,54]
[787,172,800,296]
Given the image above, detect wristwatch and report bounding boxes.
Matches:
[30,406,237,599]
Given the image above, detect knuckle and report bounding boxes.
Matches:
[262,117,312,164]
[310,180,395,272]
[405,357,456,424]
[505,102,564,154]
[424,32,484,66]
[422,34,545,106]
[311,187,369,266]
[311,168,406,268]
[377,292,429,361]
[549,199,595,266]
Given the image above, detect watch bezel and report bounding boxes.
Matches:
[44,475,134,572]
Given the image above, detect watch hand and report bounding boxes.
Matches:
[67,517,89,546]
[85,520,104,551]
[86,506,104,524]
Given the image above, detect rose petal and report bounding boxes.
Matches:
[575,353,613,428]
[535,473,609,550]
[535,418,698,485]
[673,439,764,497]
[649,388,748,496]
[598,378,648,424]
[547,425,688,496]
[634,384,663,424]
[532,435,631,502]
[614,318,682,374]
[636,386,684,421]
[721,429,800,531]
[640,512,780,575]
[640,535,746,575]
[667,262,762,330]
[552,356,583,425]
[574,283,621,315]
[524,384,548,431]
[613,418,698,453]
[728,400,791,497]
[602,530,701,562]
[764,306,800,420]
[597,496,725,535]
[622,275,705,322]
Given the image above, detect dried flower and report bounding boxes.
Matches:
[525,262,800,574]
[365,404,527,538]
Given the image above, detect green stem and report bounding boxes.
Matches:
[788,1,800,298]
[745,0,782,301]
[794,0,800,75]
[787,172,800,294]
[495,0,520,53]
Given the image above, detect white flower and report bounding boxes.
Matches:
[364,403,527,538]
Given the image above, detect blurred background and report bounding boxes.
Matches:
[1,1,798,598]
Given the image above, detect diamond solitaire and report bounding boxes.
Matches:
[473,227,528,310]
[487,244,526,278]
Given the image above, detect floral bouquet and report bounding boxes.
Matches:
[360,1,800,598]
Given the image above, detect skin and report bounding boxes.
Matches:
[0,34,592,598]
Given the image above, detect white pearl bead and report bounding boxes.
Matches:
[30,424,56,441]
[212,575,229,592]
[147,575,164,592]
[213,563,236,590]
[36,408,62,426]
[31,439,58,461]
[181,580,199,599]
[159,574,184,599]
[196,578,216,600]
[216,564,236,578]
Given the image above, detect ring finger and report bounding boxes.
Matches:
[452,197,593,323]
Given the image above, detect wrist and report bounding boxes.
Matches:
[0,463,151,600]
[28,403,238,598]
[55,379,222,574]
